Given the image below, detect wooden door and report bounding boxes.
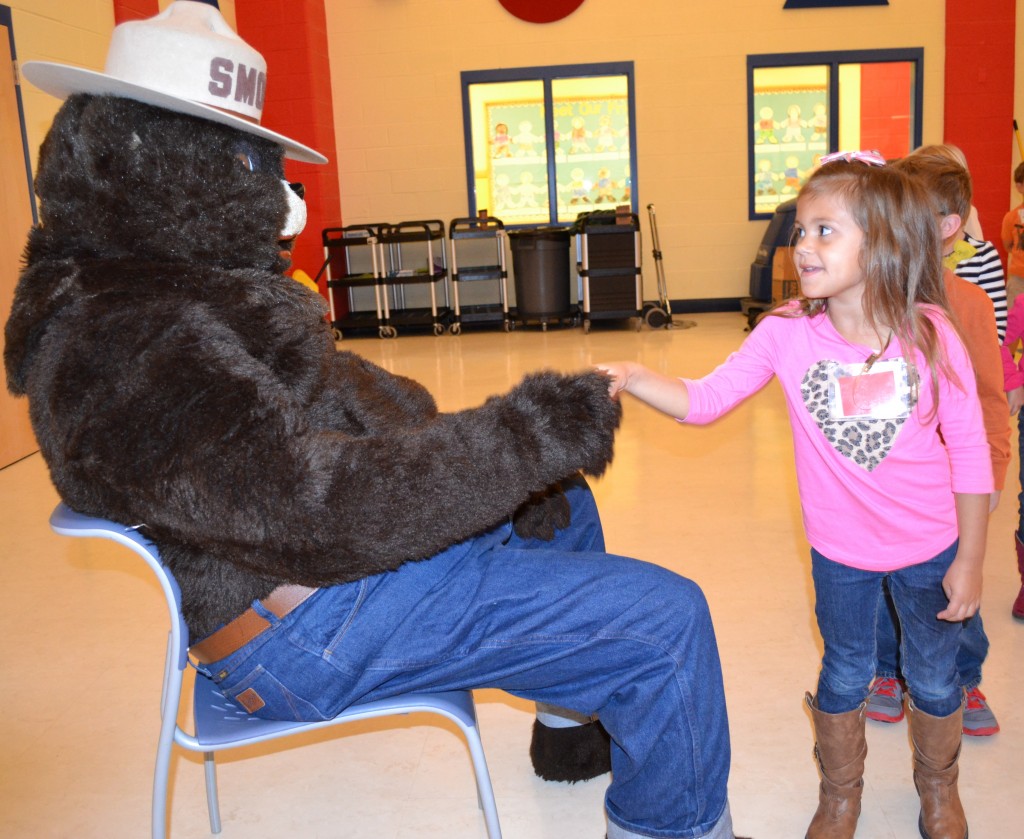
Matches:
[0,18,38,467]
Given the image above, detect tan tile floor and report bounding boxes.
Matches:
[1,312,1021,837]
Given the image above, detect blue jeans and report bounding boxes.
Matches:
[875,580,987,690]
[812,543,963,718]
[198,479,731,839]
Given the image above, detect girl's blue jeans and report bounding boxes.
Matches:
[197,479,731,839]
[874,580,987,690]
[812,542,963,718]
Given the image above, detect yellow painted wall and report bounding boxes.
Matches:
[8,0,114,166]
[324,0,948,301]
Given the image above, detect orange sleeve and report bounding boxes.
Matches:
[1002,209,1014,251]
[945,270,1011,489]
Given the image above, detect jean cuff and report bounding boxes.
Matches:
[607,800,732,839]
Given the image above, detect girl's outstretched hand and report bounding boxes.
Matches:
[593,362,692,419]
[594,362,635,399]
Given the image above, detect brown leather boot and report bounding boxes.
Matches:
[1013,534,1024,621]
[804,692,866,839]
[908,700,968,839]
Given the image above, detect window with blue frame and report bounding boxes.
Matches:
[747,49,923,220]
[461,63,637,227]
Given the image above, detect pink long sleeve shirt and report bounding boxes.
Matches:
[1000,295,1024,391]
[682,307,992,571]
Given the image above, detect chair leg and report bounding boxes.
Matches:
[460,722,502,839]
[152,742,172,839]
[204,751,222,834]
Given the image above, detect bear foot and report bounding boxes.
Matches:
[529,718,612,782]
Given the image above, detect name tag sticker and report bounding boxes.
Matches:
[828,360,911,420]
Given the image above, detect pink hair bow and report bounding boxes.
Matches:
[819,149,886,167]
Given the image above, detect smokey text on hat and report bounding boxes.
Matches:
[209,58,266,111]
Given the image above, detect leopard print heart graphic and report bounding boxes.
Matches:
[801,360,912,472]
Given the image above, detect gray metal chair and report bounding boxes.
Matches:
[50,502,502,838]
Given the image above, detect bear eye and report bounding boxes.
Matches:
[235,152,255,172]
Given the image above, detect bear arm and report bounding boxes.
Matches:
[45,311,619,583]
[309,350,439,432]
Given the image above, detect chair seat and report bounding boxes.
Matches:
[191,674,480,749]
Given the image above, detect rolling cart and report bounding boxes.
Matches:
[314,225,392,339]
[448,216,512,334]
[643,204,673,329]
[377,220,451,337]
[575,211,643,333]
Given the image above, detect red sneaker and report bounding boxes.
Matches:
[962,687,1000,736]
[865,676,905,723]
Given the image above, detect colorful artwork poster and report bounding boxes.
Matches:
[485,101,550,224]
[552,96,631,222]
[752,86,828,215]
[481,96,631,224]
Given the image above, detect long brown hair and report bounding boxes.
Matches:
[772,160,956,408]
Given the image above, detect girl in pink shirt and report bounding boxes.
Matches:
[600,157,989,839]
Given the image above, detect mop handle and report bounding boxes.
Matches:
[1015,120,1024,161]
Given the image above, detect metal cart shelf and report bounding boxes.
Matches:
[315,225,392,339]
[575,211,643,333]
[378,220,451,337]
[448,216,511,334]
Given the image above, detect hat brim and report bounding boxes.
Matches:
[23,61,328,165]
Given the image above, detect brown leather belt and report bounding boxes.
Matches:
[189,584,318,664]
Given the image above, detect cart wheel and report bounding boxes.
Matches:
[503,319,512,332]
[542,322,548,332]
[433,323,445,336]
[450,322,462,336]
[332,328,343,341]
[645,307,670,329]
[583,319,591,334]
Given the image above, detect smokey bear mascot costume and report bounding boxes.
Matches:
[4,3,737,837]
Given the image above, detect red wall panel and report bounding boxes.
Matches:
[945,0,1016,257]
[234,0,342,303]
[113,0,158,25]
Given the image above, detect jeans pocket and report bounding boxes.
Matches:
[219,662,333,722]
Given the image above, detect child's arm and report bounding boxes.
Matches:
[597,361,691,419]
[1001,208,1016,253]
[937,492,988,621]
[1008,386,1024,415]
[1002,295,1024,412]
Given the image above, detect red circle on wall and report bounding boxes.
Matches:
[498,0,586,24]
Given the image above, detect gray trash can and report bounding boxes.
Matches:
[508,227,573,325]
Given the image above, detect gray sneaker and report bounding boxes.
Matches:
[865,676,905,723]
[962,687,999,736]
